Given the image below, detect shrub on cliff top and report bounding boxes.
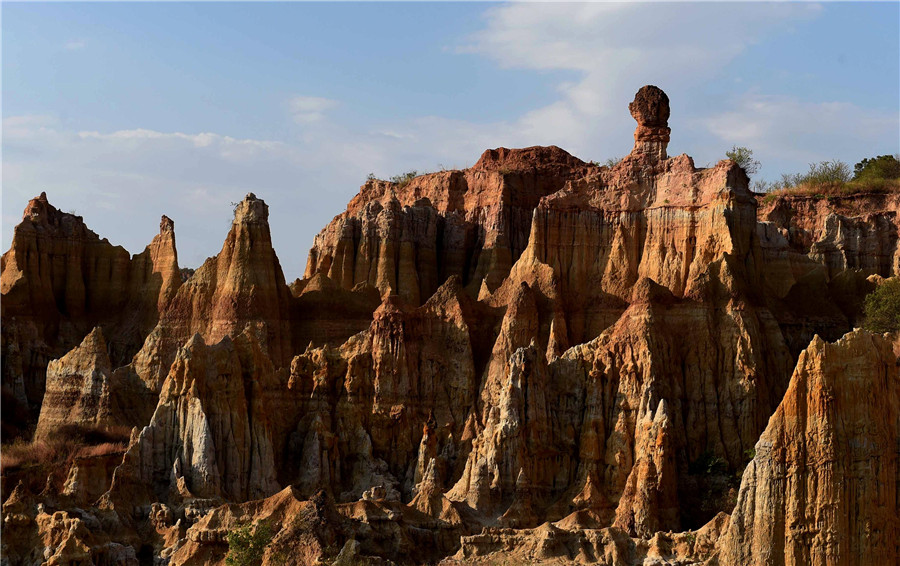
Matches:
[854,154,900,181]
[389,170,418,188]
[760,157,900,203]
[863,278,900,334]
[725,146,760,176]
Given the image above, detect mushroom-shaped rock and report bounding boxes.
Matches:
[629,85,671,161]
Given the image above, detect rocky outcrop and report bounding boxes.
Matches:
[1,483,138,566]
[629,84,671,162]
[447,515,728,565]
[132,193,294,391]
[1,194,180,436]
[756,191,899,354]
[758,191,900,281]
[105,326,281,508]
[279,275,500,505]
[711,329,900,566]
[3,85,898,566]
[304,146,598,302]
[34,327,154,440]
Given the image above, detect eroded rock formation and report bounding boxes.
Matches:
[1,195,181,436]
[2,85,898,566]
[711,329,900,566]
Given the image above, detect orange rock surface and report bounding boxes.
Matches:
[2,86,897,566]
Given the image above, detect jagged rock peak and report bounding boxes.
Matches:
[629,84,671,161]
[233,192,268,224]
[712,328,900,565]
[159,214,174,233]
[19,191,90,231]
[24,191,48,219]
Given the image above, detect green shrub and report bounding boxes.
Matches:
[726,146,760,176]
[853,154,900,181]
[863,278,900,334]
[389,170,418,188]
[802,160,852,185]
[603,156,622,168]
[688,451,727,476]
[226,522,273,566]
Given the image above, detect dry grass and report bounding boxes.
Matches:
[1,424,130,494]
[761,178,900,204]
[75,441,128,459]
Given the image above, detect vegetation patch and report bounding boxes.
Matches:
[726,146,760,176]
[759,155,900,203]
[389,170,419,188]
[226,521,274,566]
[0,424,130,493]
[864,278,900,334]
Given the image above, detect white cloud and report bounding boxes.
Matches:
[289,96,338,124]
[701,94,900,175]
[4,3,895,276]
[448,2,824,161]
[64,40,86,51]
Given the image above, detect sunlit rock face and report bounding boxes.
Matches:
[2,85,898,566]
[711,329,900,566]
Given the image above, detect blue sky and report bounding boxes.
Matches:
[3,2,899,274]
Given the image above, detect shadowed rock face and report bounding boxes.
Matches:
[0,194,180,436]
[2,85,898,566]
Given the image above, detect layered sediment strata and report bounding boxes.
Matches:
[34,327,153,440]
[0,194,180,435]
[2,85,898,566]
[758,191,900,280]
[304,146,598,303]
[132,193,295,391]
[711,329,900,566]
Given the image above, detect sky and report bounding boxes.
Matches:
[3,2,899,276]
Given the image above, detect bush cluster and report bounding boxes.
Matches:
[854,154,900,181]
[726,146,760,176]
[226,522,273,566]
[864,278,900,334]
[389,170,419,188]
[759,155,900,203]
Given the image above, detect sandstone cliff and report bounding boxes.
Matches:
[2,85,898,566]
[131,193,295,392]
[304,145,597,303]
[0,195,180,437]
[711,329,900,566]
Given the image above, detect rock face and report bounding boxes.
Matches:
[2,85,898,566]
[1,194,180,436]
[34,327,153,440]
[132,193,295,391]
[304,146,598,303]
[712,329,900,566]
[106,326,281,507]
[758,192,900,281]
